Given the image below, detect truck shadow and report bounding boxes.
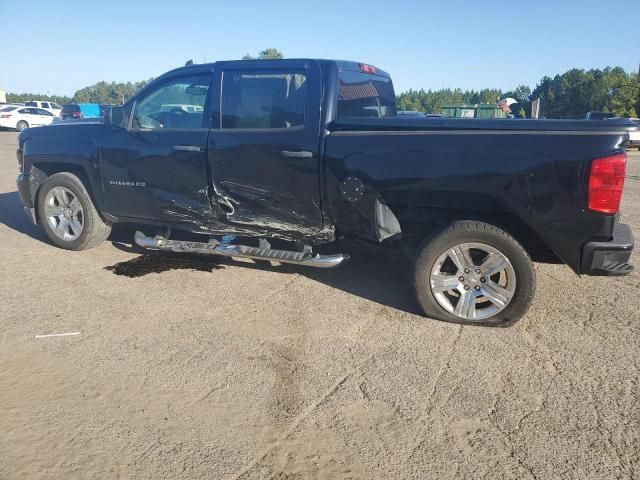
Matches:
[108,227,422,316]
[0,191,48,242]
[0,190,422,316]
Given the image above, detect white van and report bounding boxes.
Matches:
[25,100,61,116]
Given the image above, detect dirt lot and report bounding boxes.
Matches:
[0,130,638,480]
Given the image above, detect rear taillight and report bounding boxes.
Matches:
[72,111,82,118]
[359,63,377,74]
[0,114,11,118]
[588,153,626,214]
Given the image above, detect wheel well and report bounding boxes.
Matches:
[31,163,101,224]
[389,206,560,263]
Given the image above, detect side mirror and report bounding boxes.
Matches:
[106,106,127,128]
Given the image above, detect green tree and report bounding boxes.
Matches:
[6,93,73,104]
[242,48,284,60]
[72,79,151,104]
[531,67,639,118]
[397,87,504,114]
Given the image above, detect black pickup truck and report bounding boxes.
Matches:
[16,59,637,326]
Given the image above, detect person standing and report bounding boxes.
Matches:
[497,97,519,118]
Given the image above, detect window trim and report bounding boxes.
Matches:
[128,72,214,132]
[217,67,309,132]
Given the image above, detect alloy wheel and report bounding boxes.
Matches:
[429,242,516,321]
[44,186,84,241]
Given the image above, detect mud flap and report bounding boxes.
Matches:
[375,196,401,241]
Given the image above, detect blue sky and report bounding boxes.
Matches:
[1,0,638,96]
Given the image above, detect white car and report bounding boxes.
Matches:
[629,118,640,150]
[0,107,55,131]
[0,104,21,112]
[24,100,62,116]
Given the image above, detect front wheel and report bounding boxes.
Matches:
[16,120,28,131]
[414,221,536,326]
[37,172,112,250]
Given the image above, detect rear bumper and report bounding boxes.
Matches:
[581,223,634,276]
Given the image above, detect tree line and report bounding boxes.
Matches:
[6,48,639,118]
[7,79,152,106]
[397,66,638,118]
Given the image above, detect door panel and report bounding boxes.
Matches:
[100,129,212,225]
[208,60,324,236]
[99,72,217,229]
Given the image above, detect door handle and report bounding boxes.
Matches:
[173,145,201,152]
[281,150,313,158]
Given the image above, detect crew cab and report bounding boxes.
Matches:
[15,59,637,326]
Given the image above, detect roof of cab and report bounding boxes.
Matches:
[163,59,391,78]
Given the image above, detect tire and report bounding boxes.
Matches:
[37,172,112,250]
[16,120,28,131]
[414,221,536,327]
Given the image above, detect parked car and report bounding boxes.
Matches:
[628,118,640,150]
[25,100,61,116]
[15,59,637,326]
[0,106,55,131]
[60,103,101,119]
[0,104,21,113]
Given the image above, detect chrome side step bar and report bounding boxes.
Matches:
[133,231,349,269]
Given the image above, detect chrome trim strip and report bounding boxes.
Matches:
[329,130,627,136]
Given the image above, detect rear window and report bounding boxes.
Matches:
[25,101,37,107]
[62,104,80,113]
[337,70,396,118]
[0,105,18,112]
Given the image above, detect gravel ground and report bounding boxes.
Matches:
[0,130,638,479]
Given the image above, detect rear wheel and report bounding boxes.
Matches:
[414,221,536,326]
[16,120,28,131]
[37,172,112,250]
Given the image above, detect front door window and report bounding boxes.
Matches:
[133,75,211,130]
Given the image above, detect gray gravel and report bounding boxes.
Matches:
[0,130,638,479]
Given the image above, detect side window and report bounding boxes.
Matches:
[25,101,37,107]
[221,69,306,129]
[37,109,53,116]
[52,103,60,109]
[132,74,210,129]
[41,102,50,109]
[18,108,30,114]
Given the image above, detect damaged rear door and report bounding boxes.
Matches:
[207,60,325,238]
